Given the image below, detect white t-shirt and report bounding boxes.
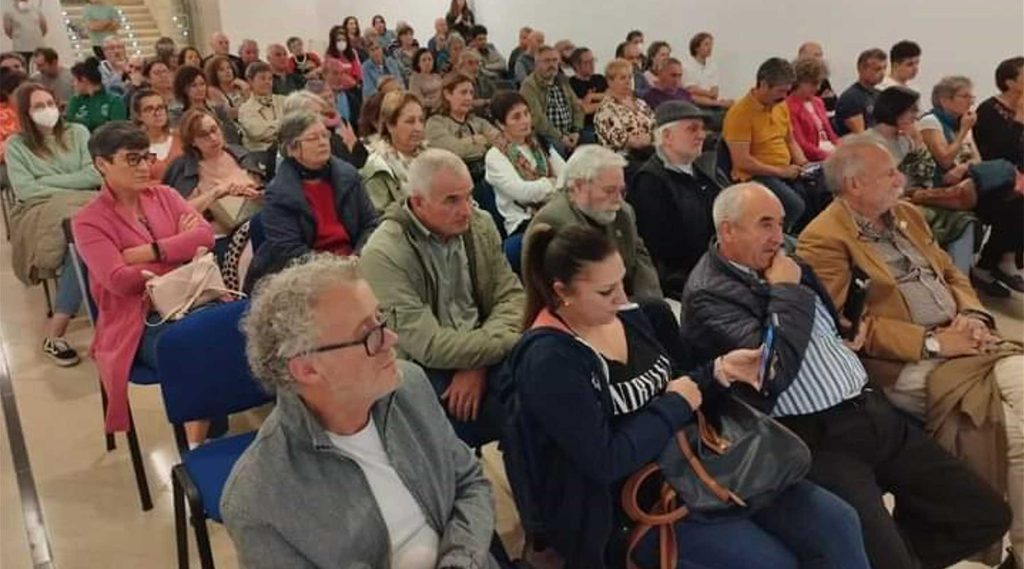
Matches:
[877,76,918,93]
[150,137,174,161]
[327,418,439,569]
[683,57,719,90]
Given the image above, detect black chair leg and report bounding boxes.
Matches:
[99,380,115,451]
[1,189,10,241]
[42,280,53,318]
[125,409,153,511]
[172,467,189,569]
[192,509,216,569]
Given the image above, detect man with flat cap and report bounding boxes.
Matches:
[628,100,728,299]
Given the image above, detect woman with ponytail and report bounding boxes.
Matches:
[503,223,870,569]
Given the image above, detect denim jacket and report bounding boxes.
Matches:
[220,361,500,568]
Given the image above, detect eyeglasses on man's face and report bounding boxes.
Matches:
[310,309,395,357]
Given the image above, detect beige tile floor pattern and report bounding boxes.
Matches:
[0,222,1020,568]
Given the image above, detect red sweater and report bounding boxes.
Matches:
[786,95,838,162]
[302,178,353,255]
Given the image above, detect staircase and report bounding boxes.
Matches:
[60,0,165,60]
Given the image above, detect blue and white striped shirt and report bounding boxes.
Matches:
[772,296,867,417]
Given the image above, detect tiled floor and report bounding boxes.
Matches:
[0,217,1020,568]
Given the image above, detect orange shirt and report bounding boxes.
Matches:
[722,91,793,181]
[0,102,21,162]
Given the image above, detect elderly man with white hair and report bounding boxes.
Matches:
[98,35,127,96]
[629,100,724,299]
[798,133,1024,567]
[681,180,1012,569]
[222,254,502,569]
[359,148,524,448]
[525,144,661,299]
[205,31,245,78]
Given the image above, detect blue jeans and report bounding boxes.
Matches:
[752,176,806,232]
[134,316,172,368]
[943,221,975,275]
[54,252,83,316]
[423,364,508,448]
[633,480,870,569]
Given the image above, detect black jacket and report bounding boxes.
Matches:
[680,246,841,408]
[502,307,717,569]
[244,157,378,290]
[628,152,724,299]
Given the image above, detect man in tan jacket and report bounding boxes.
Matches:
[798,134,1023,566]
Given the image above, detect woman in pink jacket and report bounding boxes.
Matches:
[73,121,214,437]
[786,57,839,162]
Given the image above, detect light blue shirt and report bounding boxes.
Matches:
[362,56,406,100]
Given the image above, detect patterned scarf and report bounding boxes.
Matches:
[493,134,551,181]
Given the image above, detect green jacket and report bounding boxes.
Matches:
[5,123,101,201]
[360,202,525,370]
[519,73,584,142]
[525,192,663,299]
[65,89,127,132]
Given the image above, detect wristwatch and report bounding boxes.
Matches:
[923,332,941,358]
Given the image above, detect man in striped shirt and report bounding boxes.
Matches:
[680,182,1010,569]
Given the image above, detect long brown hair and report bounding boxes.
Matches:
[521,224,617,330]
[13,82,68,158]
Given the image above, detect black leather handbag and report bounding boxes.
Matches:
[621,395,812,569]
[656,394,811,521]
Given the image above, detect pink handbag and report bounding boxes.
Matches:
[144,250,243,325]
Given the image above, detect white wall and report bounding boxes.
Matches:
[0,0,72,64]
[211,0,1023,99]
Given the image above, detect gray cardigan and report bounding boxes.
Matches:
[220,361,500,569]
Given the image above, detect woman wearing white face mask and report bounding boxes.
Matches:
[5,82,102,367]
[2,0,48,63]
[325,23,364,124]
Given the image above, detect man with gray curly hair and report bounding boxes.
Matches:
[222,253,501,568]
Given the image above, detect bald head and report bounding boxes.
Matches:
[210,32,230,54]
[798,41,824,60]
[714,183,786,271]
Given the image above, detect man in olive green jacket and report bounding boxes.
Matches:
[520,45,584,156]
[525,145,662,299]
[360,149,524,447]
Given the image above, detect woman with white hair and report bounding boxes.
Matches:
[244,110,378,290]
[282,89,368,168]
[920,76,1024,294]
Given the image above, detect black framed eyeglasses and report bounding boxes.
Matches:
[310,309,395,357]
[123,152,158,167]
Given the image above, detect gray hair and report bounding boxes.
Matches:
[931,75,972,109]
[103,35,125,49]
[407,148,471,197]
[711,182,779,229]
[278,110,321,154]
[563,145,627,187]
[283,90,326,115]
[242,253,362,391]
[448,33,466,48]
[823,133,892,194]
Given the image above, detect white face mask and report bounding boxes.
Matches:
[30,107,60,129]
[335,40,347,52]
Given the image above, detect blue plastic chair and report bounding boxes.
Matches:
[156,299,273,569]
[63,219,157,511]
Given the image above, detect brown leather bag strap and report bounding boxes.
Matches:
[622,463,689,569]
[677,415,748,508]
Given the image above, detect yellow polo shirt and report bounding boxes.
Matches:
[722,91,792,181]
